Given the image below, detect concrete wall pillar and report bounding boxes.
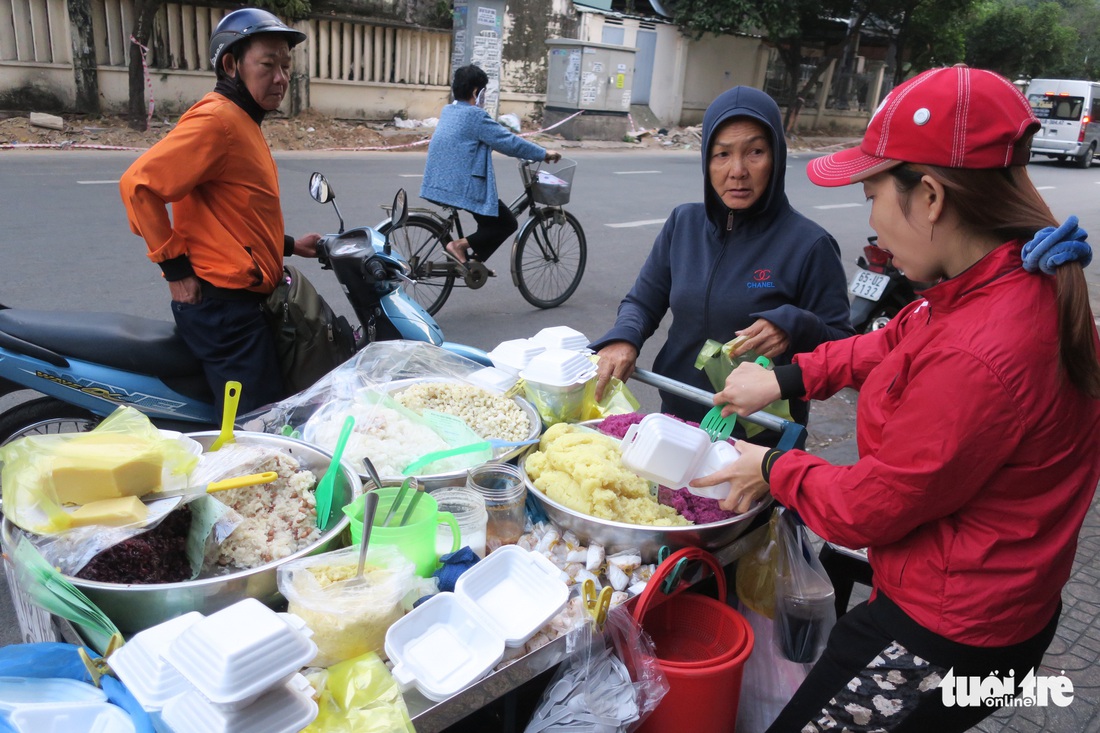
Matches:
[289,19,310,116]
[866,60,886,114]
[813,57,836,129]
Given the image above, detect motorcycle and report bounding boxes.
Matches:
[848,236,931,333]
[0,174,488,445]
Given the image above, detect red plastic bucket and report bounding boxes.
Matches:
[633,547,754,733]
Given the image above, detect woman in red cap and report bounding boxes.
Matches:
[694,65,1100,731]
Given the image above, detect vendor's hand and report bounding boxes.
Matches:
[689,440,771,513]
[733,318,790,360]
[293,233,322,258]
[168,276,201,305]
[544,150,562,163]
[594,341,638,401]
[715,363,782,418]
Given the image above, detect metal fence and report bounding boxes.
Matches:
[764,56,894,111]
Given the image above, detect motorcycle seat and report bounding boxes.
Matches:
[0,309,202,378]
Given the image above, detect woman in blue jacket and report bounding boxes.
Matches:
[420,65,561,268]
[590,86,854,431]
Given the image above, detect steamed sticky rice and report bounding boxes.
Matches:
[525,423,689,527]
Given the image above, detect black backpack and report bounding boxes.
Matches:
[263,265,356,393]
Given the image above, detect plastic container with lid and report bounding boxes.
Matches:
[619,414,713,489]
[385,545,569,701]
[487,339,546,376]
[159,673,317,733]
[685,440,741,500]
[529,326,590,353]
[108,611,202,711]
[8,700,136,733]
[519,348,596,387]
[163,598,317,711]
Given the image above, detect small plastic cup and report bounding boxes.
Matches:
[432,487,489,558]
[466,464,526,552]
[343,487,460,577]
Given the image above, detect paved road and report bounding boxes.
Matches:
[2,149,1099,731]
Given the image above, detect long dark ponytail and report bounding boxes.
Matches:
[892,164,1100,398]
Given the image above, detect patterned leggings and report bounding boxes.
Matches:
[766,594,1059,733]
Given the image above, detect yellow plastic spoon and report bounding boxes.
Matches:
[209,381,242,452]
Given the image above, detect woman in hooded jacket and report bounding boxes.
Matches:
[590,86,854,435]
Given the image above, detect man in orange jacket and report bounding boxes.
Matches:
[120,8,319,412]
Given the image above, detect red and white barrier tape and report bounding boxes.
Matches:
[319,109,586,152]
[0,108,587,154]
[130,35,155,127]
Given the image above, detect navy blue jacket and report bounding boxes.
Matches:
[590,86,854,425]
[420,101,547,216]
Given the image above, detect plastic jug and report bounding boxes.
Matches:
[344,487,460,577]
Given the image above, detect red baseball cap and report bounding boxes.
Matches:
[807,65,1040,187]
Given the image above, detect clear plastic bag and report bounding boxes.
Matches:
[581,376,641,421]
[524,605,668,732]
[278,544,416,668]
[734,604,810,733]
[774,510,836,664]
[0,406,198,536]
[247,341,512,478]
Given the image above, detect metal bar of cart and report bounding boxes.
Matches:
[631,368,808,452]
[631,368,787,432]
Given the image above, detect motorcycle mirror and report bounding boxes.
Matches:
[310,171,345,234]
[392,190,409,229]
[385,189,409,255]
[308,172,334,204]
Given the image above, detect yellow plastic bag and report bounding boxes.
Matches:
[735,508,781,619]
[0,406,199,535]
[581,376,640,422]
[302,652,415,733]
[694,337,793,438]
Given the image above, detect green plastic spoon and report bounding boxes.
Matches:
[315,414,355,531]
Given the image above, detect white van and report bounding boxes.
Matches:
[1025,78,1100,167]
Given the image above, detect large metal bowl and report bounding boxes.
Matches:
[302,377,542,491]
[520,453,769,563]
[2,431,362,634]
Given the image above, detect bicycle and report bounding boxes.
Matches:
[377,158,587,315]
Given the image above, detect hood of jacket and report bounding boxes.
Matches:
[700,86,788,233]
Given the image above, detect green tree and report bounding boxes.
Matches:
[964,1,1075,79]
[255,0,312,20]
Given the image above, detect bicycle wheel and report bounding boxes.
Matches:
[379,214,455,315]
[513,209,587,309]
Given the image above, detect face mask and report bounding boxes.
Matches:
[475,88,486,108]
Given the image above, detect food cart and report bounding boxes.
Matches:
[0,342,807,732]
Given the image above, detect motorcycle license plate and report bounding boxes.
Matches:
[848,269,890,300]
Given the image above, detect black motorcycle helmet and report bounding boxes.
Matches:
[209,8,306,77]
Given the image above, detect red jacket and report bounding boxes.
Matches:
[773,242,1100,646]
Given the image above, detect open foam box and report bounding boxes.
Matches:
[384,545,569,702]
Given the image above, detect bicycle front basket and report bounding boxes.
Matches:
[528,159,576,206]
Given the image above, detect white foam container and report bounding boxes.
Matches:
[108,612,203,711]
[385,545,569,702]
[620,414,713,489]
[520,348,597,388]
[159,673,317,733]
[465,366,520,394]
[685,440,741,500]
[488,339,546,376]
[0,678,107,710]
[9,701,136,733]
[163,598,317,711]
[530,326,590,352]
